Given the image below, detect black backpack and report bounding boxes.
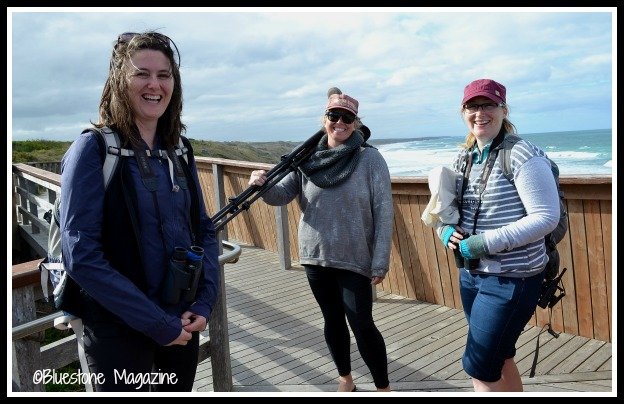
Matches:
[498,134,568,282]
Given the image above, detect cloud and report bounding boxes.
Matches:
[9,8,613,142]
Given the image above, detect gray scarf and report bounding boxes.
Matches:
[299,130,372,188]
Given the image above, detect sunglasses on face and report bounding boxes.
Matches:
[325,110,356,124]
[116,32,181,66]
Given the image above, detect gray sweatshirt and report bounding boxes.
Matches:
[261,147,394,279]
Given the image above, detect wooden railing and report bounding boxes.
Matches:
[190,157,613,343]
[11,163,241,392]
[12,159,613,348]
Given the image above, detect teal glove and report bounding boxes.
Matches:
[439,225,455,248]
[459,234,488,259]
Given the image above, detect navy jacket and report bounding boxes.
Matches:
[60,129,220,345]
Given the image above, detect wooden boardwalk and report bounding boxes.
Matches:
[194,246,613,394]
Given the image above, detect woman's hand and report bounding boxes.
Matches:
[248,170,267,186]
[166,318,193,346]
[371,276,384,285]
[181,311,207,333]
[440,225,467,249]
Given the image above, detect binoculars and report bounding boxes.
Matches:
[452,233,480,270]
[161,246,204,305]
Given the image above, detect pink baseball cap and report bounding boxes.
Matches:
[462,79,506,104]
[326,93,359,115]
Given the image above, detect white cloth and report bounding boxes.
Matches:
[421,166,460,228]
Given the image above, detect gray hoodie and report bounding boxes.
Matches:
[261,147,394,279]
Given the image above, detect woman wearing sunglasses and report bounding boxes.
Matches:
[59,31,219,391]
[248,89,393,392]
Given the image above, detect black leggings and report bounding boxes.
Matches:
[304,265,389,389]
[81,300,199,392]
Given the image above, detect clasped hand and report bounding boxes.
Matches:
[166,311,207,346]
[439,225,488,259]
[249,170,267,186]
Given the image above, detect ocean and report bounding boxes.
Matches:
[373,128,613,177]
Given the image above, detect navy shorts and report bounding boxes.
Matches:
[459,270,545,382]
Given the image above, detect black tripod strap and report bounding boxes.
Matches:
[530,310,561,378]
[529,322,546,378]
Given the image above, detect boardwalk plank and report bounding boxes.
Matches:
[549,338,602,374]
[516,332,575,376]
[574,342,612,372]
[529,332,589,376]
[193,246,613,393]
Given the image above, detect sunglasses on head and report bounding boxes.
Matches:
[325,110,356,124]
[116,32,181,66]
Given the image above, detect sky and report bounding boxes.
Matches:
[9,7,615,143]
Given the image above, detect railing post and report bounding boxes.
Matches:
[48,189,57,205]
[208,233,233,392]
[208,162,232,391]
[212,163,227,240]
[26,178,41,235]
[12,284,45,392]
[275,206,291,270]
[16,175,28,226]
[12,173,20,255]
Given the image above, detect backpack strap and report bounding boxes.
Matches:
[97,127,122,190]
[52,315,93,392]
[82,126,124,190]
[496,133,522,184]
[164,138,190,191]
[95,131,190,192]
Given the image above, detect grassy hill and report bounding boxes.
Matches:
[12,136,400,166]
[190,139,300,164]
[12,138,301,165]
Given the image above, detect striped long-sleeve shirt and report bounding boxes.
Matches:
[450,137,560,278]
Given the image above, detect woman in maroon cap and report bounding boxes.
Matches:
[436,79,560,391]
[248,88,393,392]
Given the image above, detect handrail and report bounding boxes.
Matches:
[219,240,242,264]
[12,240,242,341]
[12,312,59,340]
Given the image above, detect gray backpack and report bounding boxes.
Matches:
[39,127,122,309]
[498,134,568,280]
[38,127,122,392]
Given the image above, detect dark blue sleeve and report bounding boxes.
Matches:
[185,151,220,320]
[60,131,181,345]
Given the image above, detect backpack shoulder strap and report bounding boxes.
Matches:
[549,158,564,196]
[93,127,121,190]
[498,134,522,184]
[82,126,123,190]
